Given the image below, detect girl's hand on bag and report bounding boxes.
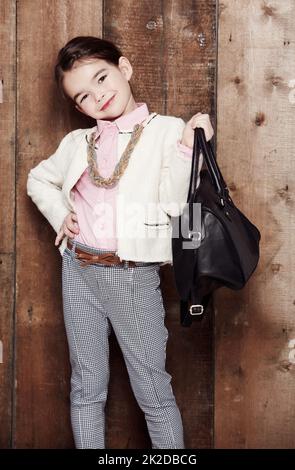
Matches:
[181,112,214,149]
[55,212,80,246]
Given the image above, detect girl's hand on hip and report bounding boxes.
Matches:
[180,112,214,149]
[55,212,80,246]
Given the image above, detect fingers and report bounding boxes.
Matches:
[69,213,80,235]
[64,226,77,238]
[55,229,64,246]
[54,213,80,246]
[54,226,77,246]
[191,113,214,141]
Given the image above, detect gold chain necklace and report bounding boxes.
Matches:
[86,112,157,188]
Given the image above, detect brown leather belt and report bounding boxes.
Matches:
[67,239,136,268]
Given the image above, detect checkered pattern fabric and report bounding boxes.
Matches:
[61,239,185,449]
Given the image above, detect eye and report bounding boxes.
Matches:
[79,75,107,104]
[80,94,88,103]
[98,74,107,83]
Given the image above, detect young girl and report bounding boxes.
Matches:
[27,36,213,449]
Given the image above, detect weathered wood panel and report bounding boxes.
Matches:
[0,0,16,449]
[16,0,102,448]
[215,0,295,448]
[105,0,216,449]
[162,0,216,449]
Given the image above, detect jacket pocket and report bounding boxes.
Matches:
[143,221,170,230]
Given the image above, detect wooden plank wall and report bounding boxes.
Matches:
[0,0,16,449]
[0,0,216,448]
[16,0,102,449]
[215,0,295,448]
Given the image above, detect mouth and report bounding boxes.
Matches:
[100,94,116,111]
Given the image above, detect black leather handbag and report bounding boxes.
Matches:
[171,127,261,327]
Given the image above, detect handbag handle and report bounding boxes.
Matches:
[187,127,229,204]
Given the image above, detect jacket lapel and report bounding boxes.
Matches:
[62,126,96,205]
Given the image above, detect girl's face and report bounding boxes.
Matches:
[62,56,136,120]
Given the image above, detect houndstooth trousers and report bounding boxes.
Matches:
[61,239,185,449]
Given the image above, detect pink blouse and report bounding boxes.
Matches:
[72,103,193,250]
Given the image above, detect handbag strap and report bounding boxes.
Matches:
[187,127,229,203]
[187,126,201,203]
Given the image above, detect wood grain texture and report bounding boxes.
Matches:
[16,0,102,448]
[0,0,16,449]
[215,0,295,448]
[104,0,216,449]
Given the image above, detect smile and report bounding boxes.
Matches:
[100,95,115,111]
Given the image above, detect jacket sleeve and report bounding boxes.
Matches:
[26,132,73,234]
[159,117,203,216]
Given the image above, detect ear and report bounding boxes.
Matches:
[118,56,133,81]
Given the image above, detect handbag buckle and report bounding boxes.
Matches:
[188,230,201,241]
[189,304,204,315]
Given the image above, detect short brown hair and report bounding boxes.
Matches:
[54,36,123,100]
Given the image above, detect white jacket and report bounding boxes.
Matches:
[26,112,203,265]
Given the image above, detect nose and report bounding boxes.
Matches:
[96,92,104,104]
